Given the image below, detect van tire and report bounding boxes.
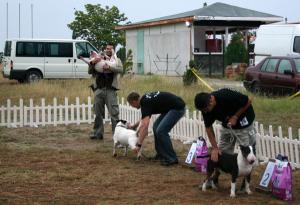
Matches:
[26,70,42,83]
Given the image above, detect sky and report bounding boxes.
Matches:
[1,0,300,51]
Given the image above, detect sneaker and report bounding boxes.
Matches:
[148,154,164,161]
[90,134,103,140]
[160,159,179,166]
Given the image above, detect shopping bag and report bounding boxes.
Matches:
[194,137,209,173]
[271,155,293,201]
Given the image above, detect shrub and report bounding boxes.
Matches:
[117,47,126,64]
[183,60,198,86]
[224,32,249,66]
[122,49,133,75]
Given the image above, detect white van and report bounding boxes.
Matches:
[254,24,300,65]
[2,39,98,82]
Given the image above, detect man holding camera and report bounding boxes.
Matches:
[89,43,123,140]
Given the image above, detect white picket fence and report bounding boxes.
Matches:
[1,96,300,168]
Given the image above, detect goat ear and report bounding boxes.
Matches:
[121,120,127,124]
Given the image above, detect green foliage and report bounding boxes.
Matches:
[68,4,129,48]
[117,47,126,64]
[122,49,133,75]
[183,60,198,86]
[224,32,249,66]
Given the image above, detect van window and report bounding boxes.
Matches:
[277,60,292,73]
[16,42,44,57]
[75,42,97,58]
[294,59,300,73]
[293,36,300,53]
[4,41,11,56]
[45,43,73,57]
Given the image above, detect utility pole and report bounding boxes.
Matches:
[18,3,21,38]
[31,4,33,38]
[6,2,8,39]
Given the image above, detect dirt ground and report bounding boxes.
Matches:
[0,124,299,205]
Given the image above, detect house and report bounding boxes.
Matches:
[116,2,283,76]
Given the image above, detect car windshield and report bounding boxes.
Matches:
[294,59,300,73]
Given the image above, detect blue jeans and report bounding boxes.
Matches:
[152,108,185,162]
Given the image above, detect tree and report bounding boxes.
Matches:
[68,4,129,49]
[224,31,249,66]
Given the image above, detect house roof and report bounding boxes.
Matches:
[116,2,283,30]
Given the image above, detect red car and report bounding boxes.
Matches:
[244,56,300,95]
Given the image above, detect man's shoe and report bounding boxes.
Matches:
[90,135,103,140]
[160,159,178,166]
[148,154,164,161]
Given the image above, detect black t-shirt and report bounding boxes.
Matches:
[96,73,114,89]
[140,91,185,119]
[202,88,255,129]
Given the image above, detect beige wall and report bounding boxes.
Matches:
[125,22,191,76]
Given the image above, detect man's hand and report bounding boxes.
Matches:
[134,145,141,153]
[211,147,220,162]
[227,115,238,128]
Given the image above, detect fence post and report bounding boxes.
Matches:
[13,105,17,127]
[288,127,294,164]
[59,104,63,124]
[259,123,266,158]
[269,125,274,159]
[82,101,86,122]
[70,104,74,123]
[35,103,39,126]
[76,97,80,125]
[53,98,57,126]
[1,106,5,126]
[87,96,92,124]
[41,98,46,127]
[19,99,23,127]
[6,99,11,128]
[29,99,33,127]
[185,109,189,118]
[47,105,51,125]
[65,97,69,125]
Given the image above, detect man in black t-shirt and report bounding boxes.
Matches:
[194,88,257,163]
[127,91,185,166]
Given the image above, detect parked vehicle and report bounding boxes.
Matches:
[244,56,300,95]
[2,39,98,83]
[253,24,300,65]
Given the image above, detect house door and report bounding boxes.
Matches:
[137,30,144,74]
